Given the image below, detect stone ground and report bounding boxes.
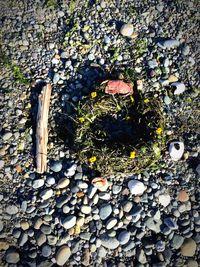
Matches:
[0,0,199,266]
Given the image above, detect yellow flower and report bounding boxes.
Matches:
[144,98,150,103]
[130,151,136,159]
[89,156,96,163]
[156,127,163,135]
[79,117,85,123]
[130,95,134,103]
[91,92,97,98]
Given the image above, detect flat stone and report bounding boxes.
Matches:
[187,260,198,267]
[56,246,71,266]
[128,180,145,195]
[122,201,133,213]
[158,194,171,207]
[158,39,180,49]
[62,216,76,229]
[42,245,52,257]
[50,160,62,172]
[6,247,20,263]
[80,232,92,241]
[106,218,118,230]
[100,234,119,249]
[168,75,178,83]
[123,241,135,252]
[181,238,197,256]
[178,190,189,202]
[57,178,70,189]
[172,82,186,95]
[3,132,12,141]
[40,189,53,200]
[120,23,134,37]
[36,232,47,246]
[6,205,18,215]
[19,233,28,246]
[99,204,112,220]
[171,234,184,249]
[81,205,91,215]
[32,179,44,189]
[118,231,130,245]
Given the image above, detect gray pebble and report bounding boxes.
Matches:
[171,234,184,249]
[6,248,20,264]
[42,245,52,257]
[50,161,62,172]
[3,132,12,141]
[99,204,112,220]
[118,230,130,245]
[6,205,18,215]
[100,234,119,249]
[32,179,44,189]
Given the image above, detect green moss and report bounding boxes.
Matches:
[45,0,58,8]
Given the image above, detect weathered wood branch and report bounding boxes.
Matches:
[36,84,52,173]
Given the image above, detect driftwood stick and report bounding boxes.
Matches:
[36,84,52,173]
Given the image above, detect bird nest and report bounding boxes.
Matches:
[68,80,165,175]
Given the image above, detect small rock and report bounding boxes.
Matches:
[6,205,18,215]
[137,248,147,264]
[120,23,134,37]
[123,241,135,252]
[171,82,186,95]
[169,141,184,161]
[158,194,171,207]
[40,189,53,200]
[62,216,76,229]
[3,132,12,141]
[106,218,118,230]
[182,44,190,55]
[81,205,91,215]
[82,248,90,266]
[155,240,165,252]
[0,160,4,170]
[164,96,171,105]
[164,217,178,230]
[46,176,55,185]
[112,185,122,194]
[6,247,20,264]
[187,260,198,267]
[19,233,28,246]
[99,204,112,220]
[181,238,197,256]
[122,201,133,213]
[65,164,77,176]
[145,218,162,233]
[32,179,44,189]
[53,73,60,84]
[168,75,178,83]
[100,234,119,249]
[118,231,130,245]
[158,39,180,49]
[128,180,146,195]
[42,245,52,257]
[0,221,4,232]
[50,161,62,172]
[171,234,184,249]
[178,190,189,202]
[88,54,95,61]
[20,221,29,230]
[36,232,47,246]
[57,178,70,189]
[56,246,71,266]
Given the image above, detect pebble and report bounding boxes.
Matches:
[123,241,135,252]
[155,240,165,252]
[100,234,119,249]
[169,141,184,161]
[106,218,118,230]
[53,73,60,84]
[56,246,71,266]
[182,44,190,55]
[172,82,186,95]
[88,54,95,61]
[57,178,70,189]
[171,234,184,249]
[81,205,91,215]
[99,204,112,220]
[178,190,189,202]
[42,245,52,257]
[0,160,4,169]
[0,221,4,232]
[65,164,77,176]
[62,215,76,229]
[50,161,62,172]
[122,201,133,213]
[158,39,180,49]
[6,205,18,215]
[137,248,147,264]
[120,23,134,37]
[164,96,171,105]
[181,238,197,256]
[20,221,29,231]
[158,194,171,207]
[6,248,20,264]
[112,185,122,194]
[128,180,146,195]
[118,231,130,245]
[32,179,44,189]
[3,132,12,141]
[187,260,198,267]
[40,189,53,200]
[46,176,55,185]
[164,217,178,230]
[36,232,46,246]
[145,218,162,233]
[168,75,178,83]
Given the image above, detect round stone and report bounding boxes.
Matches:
[63,205,70,214]
[128,180,145,195]
[6,248,20,264]
[106,218,118,230]
[171,234,184,249]
[57,178,70,189]
[122,201,133,213]
[120,23,134,37]
[62,216,76,229]
[187,260,198,267]
[50,161,62,172]
[99,204,112,220]
[40,189,53,200]
[20,221,29,230]
[56,246,71,266]
[100,234,119,249]
[118,231,130,245]
[32,179,44,189]
[169,141,184,161]
[158,194,171,207]
[46,176,55,185]
[178,191,189,202]
[42,245,52,257]
[181,238,197,256]
[6,205,18,215]
[81,205,91,215]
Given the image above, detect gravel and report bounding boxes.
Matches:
[0,0,199,266]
